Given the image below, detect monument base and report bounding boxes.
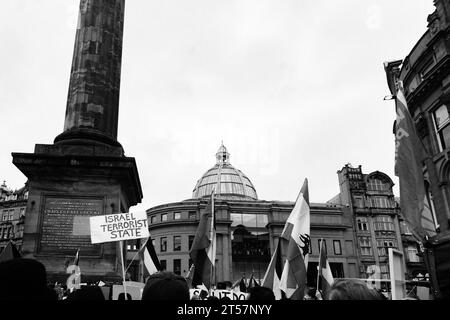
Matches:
[12,142,142,281]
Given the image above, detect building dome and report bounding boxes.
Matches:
[192,144,258,200]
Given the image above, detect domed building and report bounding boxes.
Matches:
[143,144,361,286]
[192,144,258,201]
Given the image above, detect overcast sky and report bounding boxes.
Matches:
[0,0,436,213]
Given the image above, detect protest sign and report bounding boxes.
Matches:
[112,282,145,300]
[90,211,149,244]
[189,289,248,300]
[389,248,406,300]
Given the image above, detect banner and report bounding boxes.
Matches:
[112,281,145,300]
[189,289,248,300]
[90,212,149,244]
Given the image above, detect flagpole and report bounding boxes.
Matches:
[119,240,128,300]
[316,238,322,294]
[210,189,215,292]
[125,237,148,274]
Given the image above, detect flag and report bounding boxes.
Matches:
[0,241,21,263]
[279,178,310,300]
[190,190,216,289]
[66,249,81,291]
[140,237,161,278]
[73,249,80,266]
[262,237,284,300]
[185,264,195,289]
[231,275,246,292]
[239,276,247,293]
[394,85,435,240]
[248,274,260,289]
[317,239,334,295]
[207,189,217,267]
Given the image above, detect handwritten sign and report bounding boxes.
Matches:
[189,289,248,300]
[90,211,149,244]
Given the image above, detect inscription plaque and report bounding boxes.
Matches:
[39,197,104,256]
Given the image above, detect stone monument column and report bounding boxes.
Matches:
[12,0,142,283]
[55,0,124,148]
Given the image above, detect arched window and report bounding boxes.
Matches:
[367,178,388,191]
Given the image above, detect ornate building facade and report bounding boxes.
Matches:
[384,0,450,297]
[328,164,427,287]
[385,0,449,233]
[0,182,28,253]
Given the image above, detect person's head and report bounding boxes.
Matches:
[118,292,132,300]
[305,287,317,299]
[247,286,276,301]
[199,290,209,300]
[191,293,201,300]
[142,271,189,301]
[0,258,57,300]
[66,286,105,301]
[326,279,386,300]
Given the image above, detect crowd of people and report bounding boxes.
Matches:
[0,258,407,300]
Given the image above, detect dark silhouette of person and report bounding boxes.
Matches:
[118,292,132,300]
[0,258,57,300]
[326,279,386,300]
[141,271,189,301]
[66,285,105,300]
[247,286,276,301]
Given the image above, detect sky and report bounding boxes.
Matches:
[0,0,436,213]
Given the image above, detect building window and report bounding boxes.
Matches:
[407,245,420,263]
[377,239,397,256]
[400,221,412,235]
[173,236,181,251]
[24,191,29,200]
[419,56,435,80]
[357,217,369,231]
[188,235,195,250]
[370,196,392,208]
[188,211,196,220]
[318,239,327,254]
[160,260,166,271]
[150,215,156,224]
[367,179,388,192]
[379,264,390,279]
[333,240,342,255]
[424,181,439,231]
[359,237,372,256]
[433,104,450,152]
[173,259,181,275]
[230,213,268,228]
[161,213,167,222]
[19,208,25,217]
[8,210,14,220]
[126,244,137,251]
[374,216,395,231]
[160,237,167,252]
[174,212,181,220]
